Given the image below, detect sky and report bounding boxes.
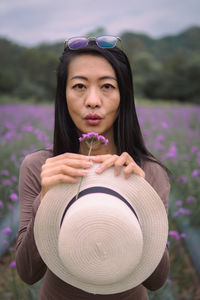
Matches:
[0,0,200,46]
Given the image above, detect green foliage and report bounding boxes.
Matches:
[0,38,57,102]
[132,52,161,97]
[0,26,200,104]
[122,26,200,103]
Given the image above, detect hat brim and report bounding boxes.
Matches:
[34,164,168,294]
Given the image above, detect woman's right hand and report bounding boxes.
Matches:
[40,153,93,202]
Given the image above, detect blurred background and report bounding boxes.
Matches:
[0,0,200,299]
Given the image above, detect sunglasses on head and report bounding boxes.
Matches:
[64,35,121,50]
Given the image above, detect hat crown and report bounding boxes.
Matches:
[58,194,143,285]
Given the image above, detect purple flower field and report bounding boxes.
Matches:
[0,103,200,223]
[0,103,200,298]
[136,105,200,225]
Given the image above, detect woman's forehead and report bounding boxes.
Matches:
[67,54,116,78]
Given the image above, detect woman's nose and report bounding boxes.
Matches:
[85,88,101,108]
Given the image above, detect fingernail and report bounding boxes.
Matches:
[114,169,120,176]
[82,170,88,175]
[86,161,93,166]
[96,167,101,173]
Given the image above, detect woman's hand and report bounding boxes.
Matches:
[40,153,93,202]
[89,152,145,179]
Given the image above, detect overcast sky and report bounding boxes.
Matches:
[0,0,200,46]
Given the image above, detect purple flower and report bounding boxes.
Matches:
[4,131,15,141]
[12,176,17,182]
[192,170,199,177]
[10,193,18,202]
[161,122,168,129]
[167,279,172,284]
[97,135,109,145]
[177,175,188,183]
[0,170,9,176]
[191,146,198,153]
[79,132,109,146]
[77,132,109,199]
[180,233,186,239]
[164,143,177,160]
[186,196,195,203]
[156,133,165,142]
[169,230,180,240]
[2,179,12,186]
[0,201,3,208]
[9,261,16,268]
[179,208,191,215]
[176,201,182,206]
[2,227,12,235]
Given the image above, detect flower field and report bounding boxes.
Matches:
[0,103,200,299]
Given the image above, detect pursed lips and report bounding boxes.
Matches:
[84,114,103,125]
[85,114,102,120]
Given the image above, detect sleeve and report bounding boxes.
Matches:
[141,160,170,291]
[15,153,47,285]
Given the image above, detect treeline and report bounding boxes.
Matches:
[0,26,200,103]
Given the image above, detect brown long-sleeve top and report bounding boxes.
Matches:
[16,148,170,300]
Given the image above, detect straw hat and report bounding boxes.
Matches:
[34,163,168,295]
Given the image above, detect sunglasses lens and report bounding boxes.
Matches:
[68,37,88,50]
[96,36,117,48]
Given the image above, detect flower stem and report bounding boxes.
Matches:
[76,178,83,200]
[88,138,94,156]
[76,138,94,200]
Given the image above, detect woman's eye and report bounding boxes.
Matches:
[102,83,115,89]
[72,84,85,90]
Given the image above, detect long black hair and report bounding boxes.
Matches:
[53,40,167,170]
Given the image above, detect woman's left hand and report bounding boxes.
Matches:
[89,152,145,179]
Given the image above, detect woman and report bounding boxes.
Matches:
[16,36,170,300]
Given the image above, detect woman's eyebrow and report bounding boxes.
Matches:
[71,76,117,81]
[99,76,117,81]
[71,76,88,81]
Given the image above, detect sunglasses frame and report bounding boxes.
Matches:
[64,35,121,50]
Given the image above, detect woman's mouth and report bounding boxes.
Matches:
[84,114,102,126]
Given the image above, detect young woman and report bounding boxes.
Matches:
[16,36,170,300]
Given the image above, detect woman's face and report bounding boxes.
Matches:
[66,54,120,142]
